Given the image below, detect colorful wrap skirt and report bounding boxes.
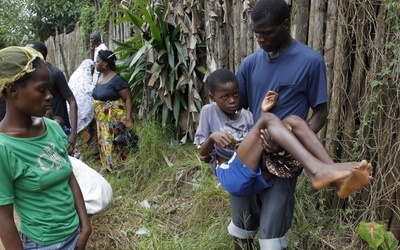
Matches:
[94,99,129,170]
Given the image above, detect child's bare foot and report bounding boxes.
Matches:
[335,160,373,198]
[309,161,361,190]
[261,91,279,113]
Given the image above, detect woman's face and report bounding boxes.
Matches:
[95,56,106,72]
[13,64,53,117]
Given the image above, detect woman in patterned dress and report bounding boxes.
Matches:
[92,50,134,172]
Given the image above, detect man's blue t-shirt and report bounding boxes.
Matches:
[237,39,328,121]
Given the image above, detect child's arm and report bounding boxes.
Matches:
[197,131,237,161]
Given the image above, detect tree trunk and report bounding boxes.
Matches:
[325,0,350,157]
[312,0,325,54]
[320,0,337,141]
[291,0,309,44]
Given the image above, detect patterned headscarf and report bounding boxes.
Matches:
[0,46,44,95]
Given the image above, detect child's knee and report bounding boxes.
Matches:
[283,115,306,129]
[260,112,280,126]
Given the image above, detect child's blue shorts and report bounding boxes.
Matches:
[216,152,274,197]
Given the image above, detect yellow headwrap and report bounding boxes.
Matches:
[0,46,44,95]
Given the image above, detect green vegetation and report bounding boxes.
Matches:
[84,119,399,249]
[0,0,90,46]
[79,0,115,46]
[85,119,232,249]
[357,221,399,250]
[114,0,206,141]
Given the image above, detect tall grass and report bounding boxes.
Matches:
[86,119,369,249]
[87,119,232,249]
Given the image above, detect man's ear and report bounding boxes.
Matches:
[283,19,290,31]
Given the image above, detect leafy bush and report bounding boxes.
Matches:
[114,0,206,142]
[357,221,399,250]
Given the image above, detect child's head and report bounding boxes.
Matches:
[207,69,239,94]
[53,115,64,127]
[207,69,240,115]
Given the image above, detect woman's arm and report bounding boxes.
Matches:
[118,88,134,129]
[0,204,23,250]
[69,173,91,250]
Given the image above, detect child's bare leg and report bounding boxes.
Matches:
[261,91,279,113]
[283,115,373,194]
[236,123,267,173]
[260,113,360,190]
[282,115,333,164]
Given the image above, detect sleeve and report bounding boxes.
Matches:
[194,105,211,146]
[306,57,328,108]
[0,146,18,206]
[113,75,130,92]
[54,70,74,100]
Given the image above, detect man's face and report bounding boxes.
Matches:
[90,34,100,45]
[251,18,289,53]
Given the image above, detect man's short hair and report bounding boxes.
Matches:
[90,32,102,43]
[251,0,290,25]
[26,41,48,59]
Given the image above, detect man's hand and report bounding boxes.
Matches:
[260,128,282,153]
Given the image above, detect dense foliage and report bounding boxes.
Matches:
[0,0,90,47]
[114,0,206,141]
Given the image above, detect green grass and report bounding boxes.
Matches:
[85,119,367,249]
[86,119,232,249]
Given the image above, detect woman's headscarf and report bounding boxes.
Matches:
[0,46,44,95]
[68,59,95,133]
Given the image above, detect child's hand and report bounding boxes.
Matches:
[261,90,279,113]
[196,146,211,163]
[210,131,237,149]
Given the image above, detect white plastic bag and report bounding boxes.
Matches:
[68,156,113,214]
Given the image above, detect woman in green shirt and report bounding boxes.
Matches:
[0,46,91,249]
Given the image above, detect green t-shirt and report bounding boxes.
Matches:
[0,118,79,246]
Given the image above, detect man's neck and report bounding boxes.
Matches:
[268,37,293,59]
